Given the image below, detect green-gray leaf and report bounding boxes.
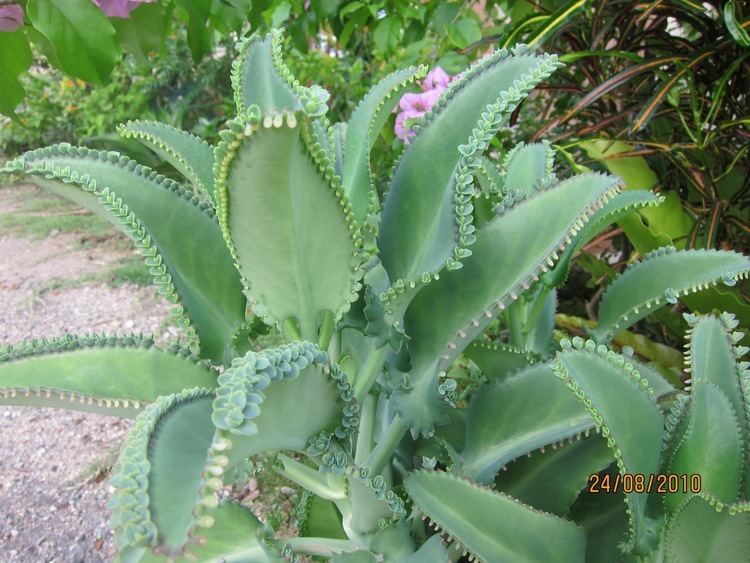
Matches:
[378,48,563,285]
[0,337,216,416]
[593,248,750,341]
[215,116,362,340]
[554,343,664,554]
[118,120,216,203]
[405,470,586,562]
[459,364,594,483]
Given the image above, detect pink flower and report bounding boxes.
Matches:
[399,89,443,113]
[0,4,23,32]
[394,66,454,142]
[422,66,451,91]
[395,110,422,142]
[92,0,156,18]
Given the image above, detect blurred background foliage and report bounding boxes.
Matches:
[0,0,748,347]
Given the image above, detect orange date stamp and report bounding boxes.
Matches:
[588,473,702,494]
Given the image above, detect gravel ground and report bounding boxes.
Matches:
[0,186,176,562]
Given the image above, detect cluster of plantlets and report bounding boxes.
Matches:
[2,29,750,562]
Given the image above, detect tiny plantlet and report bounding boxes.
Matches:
[2,30,750,562]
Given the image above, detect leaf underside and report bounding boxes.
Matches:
[218,121,361,340]
[664,496,750,563]
[554,346,664,554]
[594,248,750,341]
[0,340,216,416]
[495,435,613,516]
[459,363,594,484]
[404,470,586,563]
[118,119,216,201]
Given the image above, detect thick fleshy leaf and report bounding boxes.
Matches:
[525,288,557,356]
[404,471,586,562]
[664,497,750,563]
[665,382,743,513]
[547,190,664,287]
[402,535,449,562]
[593,248,750,341]
[395,173,621,434]
[215,114,362,340]
[231,29,328,117]
[343,65,426,222]
[147,394,216,553]
[495,436,612,515]
[3,145,246,365]
[685,314,749,442]
[686,313,750,497]
[554,342,664,554]
[367,521,420,561]
[209,343,356,470]
[474,155,504,196]
[297,493,347,539]
[500,141,555,195]
[117,120,216,202]
[110,389,215,558]
[459,364,594,483]
[0,336,216,417]
[405,173,621,374]
[464,341,538,380]
[379,47,564,284]
[188,502,265,561]
[569,488,629,563]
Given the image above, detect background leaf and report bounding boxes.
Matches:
[448,18,482,49]
[26,0,120,84]
[0,29,32,117]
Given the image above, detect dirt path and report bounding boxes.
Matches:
[0,184,175,562]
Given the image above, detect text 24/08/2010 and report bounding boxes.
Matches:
[587,473,701,494]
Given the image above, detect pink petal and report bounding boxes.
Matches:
[419,88,443,110]
[423,67,451,91]
[399,92,426,112]
[395,110,423,141]
[0,4,23,32]
[92,0,155,18]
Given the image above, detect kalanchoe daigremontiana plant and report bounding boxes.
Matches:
[2,29,750,562]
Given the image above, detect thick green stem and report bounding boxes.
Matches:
[283,317,302,341]
[363,415,406,476]
[355,394,376,465]
[507,300,525,348]
[328,330,341,363]
[286,537,356,557]
[318,310,335,350]
[352,345,389,402]
[522,286,551,335]
[275,454,346,500]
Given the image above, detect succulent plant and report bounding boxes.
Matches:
[2,29,750,562]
